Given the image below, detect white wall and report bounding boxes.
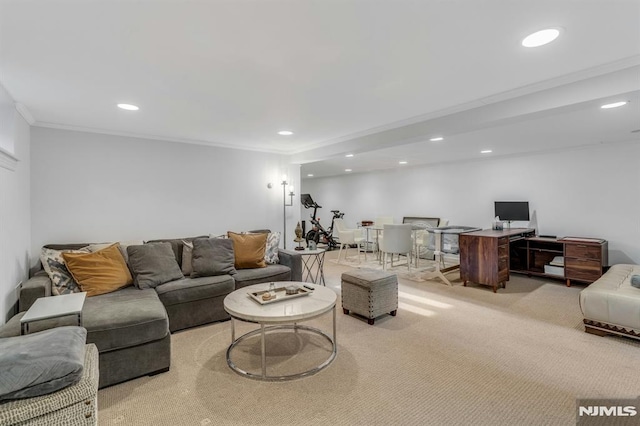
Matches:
[0,85,31,323]
[301,141,640,265]
[31,128,301,261]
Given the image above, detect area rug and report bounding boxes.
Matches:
[328,253,460,283]
[97,253,640,426]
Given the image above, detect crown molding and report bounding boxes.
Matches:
[15,103,35,125]
[0,146,19,171]
[33,121,294,156]
[290,55,640,156]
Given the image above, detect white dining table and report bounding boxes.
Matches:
[362,223,428,263]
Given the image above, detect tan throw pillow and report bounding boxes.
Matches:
[62,243,133,297]
[227,232,268,269]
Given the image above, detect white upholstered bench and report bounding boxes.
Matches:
[579,264,640,340]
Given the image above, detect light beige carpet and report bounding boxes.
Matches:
[98,251,640,425]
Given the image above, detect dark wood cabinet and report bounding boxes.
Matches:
[460,231,608,292]
[562,238,608,286]
[459,228,534,293]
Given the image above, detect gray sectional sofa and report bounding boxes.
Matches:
[0,236,302,388]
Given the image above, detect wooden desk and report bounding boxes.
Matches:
[459,228,535,293]
[460,230,608,292]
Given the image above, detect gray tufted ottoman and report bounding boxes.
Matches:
[341,269,398,325]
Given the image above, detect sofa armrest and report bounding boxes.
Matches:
[19,272,52,312]
[278,250,302,282]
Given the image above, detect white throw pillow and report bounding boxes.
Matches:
[40,247,90,295]
[264,232,281,264]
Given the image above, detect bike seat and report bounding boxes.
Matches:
[331,210,340,214]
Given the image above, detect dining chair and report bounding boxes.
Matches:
[412,222,434,267]
[379,224,412,271]
[413,218,450,266]
[374,216,394,260]
[334,218,366,263]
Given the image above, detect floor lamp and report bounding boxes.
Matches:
[282,177,294,249]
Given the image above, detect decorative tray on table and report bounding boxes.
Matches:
[248,285,313,305]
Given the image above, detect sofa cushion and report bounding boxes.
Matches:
[155,275,235,307]
[63,243,133,297]
[82,287,169,352]
[127,243,184,289]
[0,326,86,401]
[181,240,193,276]
[40,246,90,295]
[232,264,292,289]
[191,238,237,277]
[87,240,144,264]
[145,236,208,266]
[228,232,267,269]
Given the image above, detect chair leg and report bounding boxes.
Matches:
[338,244,344,263]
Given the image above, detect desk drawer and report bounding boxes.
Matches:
[498,257,509,273]
[565,258,602,282]
[565,244,601,260]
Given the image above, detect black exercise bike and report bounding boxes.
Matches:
[301,193,343,250]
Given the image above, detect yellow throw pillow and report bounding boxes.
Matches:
[62,243,133,297]
[227,232,268,269]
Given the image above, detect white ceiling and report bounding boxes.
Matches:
[1,0,639,178]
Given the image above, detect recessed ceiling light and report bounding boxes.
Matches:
[601,101,628,109]
[481,150,492,154]
[345,154,354,158]
[522,28,560,47]
[430,137,444,142]
[345,169,352,172]
[307,174,314,177]
[278,130,294,136]
[399,161,408,165]
[117,103,139,111]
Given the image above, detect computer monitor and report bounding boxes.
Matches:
[494,201,530,222]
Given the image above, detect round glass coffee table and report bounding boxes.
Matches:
[223,282,337,381]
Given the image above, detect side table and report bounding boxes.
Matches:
[299,248,326,286]
[20,292,87,335]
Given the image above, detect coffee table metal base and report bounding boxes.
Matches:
[226,308,336,381]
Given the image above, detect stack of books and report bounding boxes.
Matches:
[544,256,564,277]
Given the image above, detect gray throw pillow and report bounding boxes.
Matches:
[631,275,640,289]
[191,238,237,277]
[127,242,184,289]
[0,326,87,401]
